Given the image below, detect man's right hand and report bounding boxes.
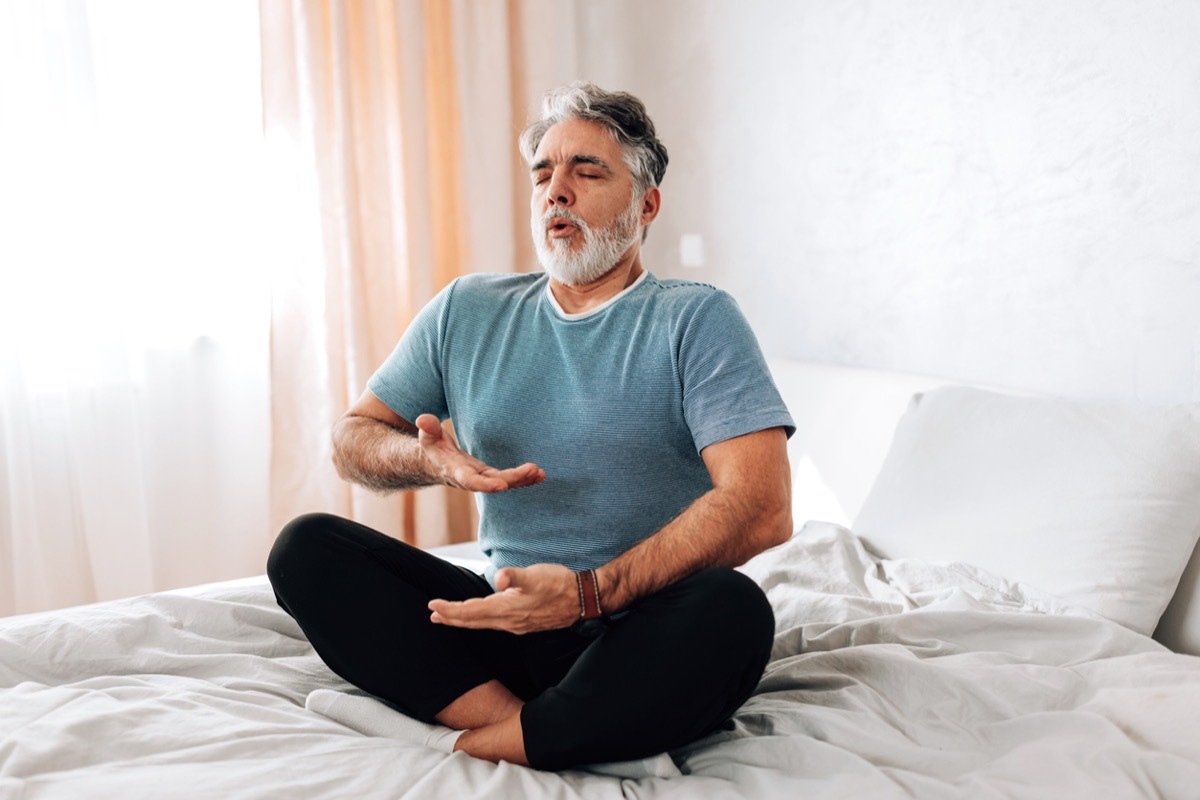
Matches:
[332,390,545,495]
[415,414,546,494]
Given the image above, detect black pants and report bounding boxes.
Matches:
[266,513,775,770]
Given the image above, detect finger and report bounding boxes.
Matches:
[429,595,501,618]
[428,598,468,627]
[483,464,546,489]
[450,466,511,494]
[428,596,508,628]
[510,464,547,487]
[452,463,544,494]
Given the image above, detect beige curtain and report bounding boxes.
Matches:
[259,0,575,546]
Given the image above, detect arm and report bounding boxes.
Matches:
[596,425,792,613]
[332,390,545,494]
[428,426,792,632]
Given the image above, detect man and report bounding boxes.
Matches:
[267,81,795,772]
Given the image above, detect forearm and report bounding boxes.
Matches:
[331,415,439,493]
[595,484,791,615]
[428,429,790,634]
[428,489,789,636]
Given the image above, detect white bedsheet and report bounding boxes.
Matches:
[3,522,1200,799]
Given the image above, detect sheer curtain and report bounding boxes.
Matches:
[260,0,577,545]
[0,1,270,616]
[0,0,577,617]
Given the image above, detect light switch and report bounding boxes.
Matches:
[680,234,704,268]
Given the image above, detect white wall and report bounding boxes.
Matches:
[575,0,1200,403]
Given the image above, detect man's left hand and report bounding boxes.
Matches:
[428,564,582,635]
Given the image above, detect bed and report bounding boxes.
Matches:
[4,357,1200,799]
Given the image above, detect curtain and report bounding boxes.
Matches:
[260,0,576,546]
[0,0,576,616]
[0,1,270,616]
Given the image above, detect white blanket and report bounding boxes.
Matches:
[3,522,1200,799]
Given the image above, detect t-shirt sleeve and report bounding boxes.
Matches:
[677,290,796,452]
[365,281,455,423]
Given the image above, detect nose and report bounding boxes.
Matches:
[544,169,574,209]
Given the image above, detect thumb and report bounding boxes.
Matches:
[415,414,444,443]
[494,567,522,592]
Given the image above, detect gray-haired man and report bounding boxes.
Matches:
[268,82,794,771]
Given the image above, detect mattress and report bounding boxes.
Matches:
[4,521,1200,799]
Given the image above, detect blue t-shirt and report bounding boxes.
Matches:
[367,271,794,583]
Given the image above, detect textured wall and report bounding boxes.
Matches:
[575,0,1200,402]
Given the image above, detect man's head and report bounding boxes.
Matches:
[521,82,669,286]
[520,82,669,197]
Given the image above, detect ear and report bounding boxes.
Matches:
[640,186,662,226]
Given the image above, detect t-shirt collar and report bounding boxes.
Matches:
[544,270,650,321]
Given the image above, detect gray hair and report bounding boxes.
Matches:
[519,81,669,193]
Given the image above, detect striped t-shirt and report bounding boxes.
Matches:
[367,271,795,584]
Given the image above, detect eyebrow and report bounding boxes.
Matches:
[531,154,615,174]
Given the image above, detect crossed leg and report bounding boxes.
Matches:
[267,513,774,771]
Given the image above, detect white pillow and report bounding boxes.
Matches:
[853,386,1200,636]
[1154,540,1200,654]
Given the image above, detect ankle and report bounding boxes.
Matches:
[436,680,525,729]
[452,716,528,766]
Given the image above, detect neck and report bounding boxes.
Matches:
[548,252,645,315]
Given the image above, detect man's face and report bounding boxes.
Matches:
[529,118,649,286]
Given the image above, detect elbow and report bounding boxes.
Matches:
[767,477,794,547]
[735,502,791,567]
[759,439,794,549]
[766,500,793,548]
[751,488,793,554]
[332,455,352,483]
[330,417,354,481]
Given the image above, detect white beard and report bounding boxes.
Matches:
[532,197,642,286]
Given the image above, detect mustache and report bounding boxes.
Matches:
[539,207,588,230]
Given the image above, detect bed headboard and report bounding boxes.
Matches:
[768,358,950,528]
[766,356,1200,656]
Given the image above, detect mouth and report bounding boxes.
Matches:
[546,218,578,239]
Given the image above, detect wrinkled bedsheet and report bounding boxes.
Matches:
[4,521,1200,799]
